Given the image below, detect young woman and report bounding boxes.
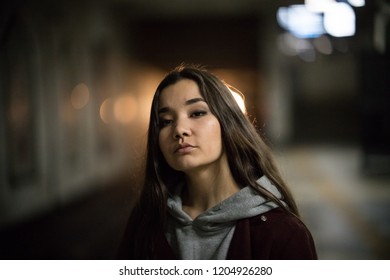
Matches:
[117,65,317,259]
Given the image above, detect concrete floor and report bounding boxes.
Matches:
[276,145,390,259]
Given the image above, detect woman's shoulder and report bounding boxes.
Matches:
[242,207,318,259]
[249,207,307,229]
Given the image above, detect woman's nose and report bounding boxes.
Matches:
[173,118,191,140]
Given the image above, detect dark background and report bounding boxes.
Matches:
[0,0,389,259]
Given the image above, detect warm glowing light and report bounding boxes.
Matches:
[100,98,114,124]
[324,3,356,37]
[229,87,246,114]
[70,83,90,109]
[114,95,138,124]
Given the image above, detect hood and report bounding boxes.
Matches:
[167,176,283,232]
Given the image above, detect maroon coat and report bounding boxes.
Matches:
[139,208,318,260]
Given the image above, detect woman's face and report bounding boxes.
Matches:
[158,79,225,173]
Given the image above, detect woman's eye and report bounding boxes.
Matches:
[160,119,173,127]
[191,111,207,118]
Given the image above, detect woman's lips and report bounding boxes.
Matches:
[175,144,195,154]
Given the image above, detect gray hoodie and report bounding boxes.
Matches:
[165,176,283,259]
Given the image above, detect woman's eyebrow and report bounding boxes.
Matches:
[158,98,206,114]
[158,107,170,114]
[184,97,205,105]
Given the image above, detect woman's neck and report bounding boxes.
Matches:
[181,156,240,219]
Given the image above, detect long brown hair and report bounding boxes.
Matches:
[121,65,299,259]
